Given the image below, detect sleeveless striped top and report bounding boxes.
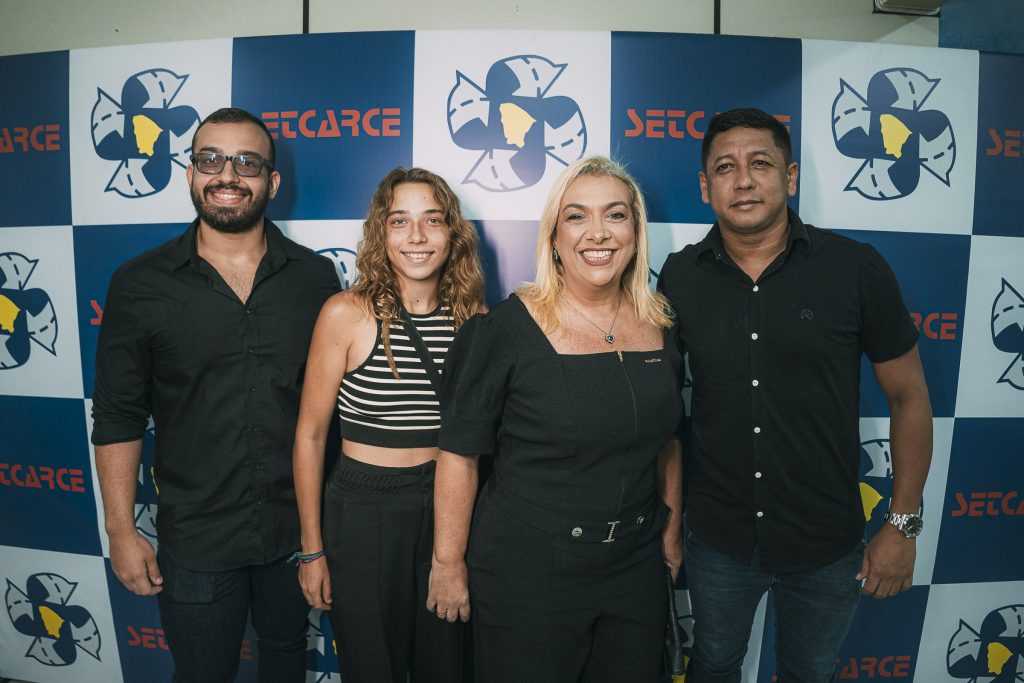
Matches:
[337,308,455,448]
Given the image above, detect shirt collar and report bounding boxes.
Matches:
[696,207,811,260]
[166,218,294,271]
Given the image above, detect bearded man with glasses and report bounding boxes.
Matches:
[92,107,340,683]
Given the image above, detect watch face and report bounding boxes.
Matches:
[905,516,924,537]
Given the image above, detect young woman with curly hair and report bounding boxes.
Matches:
[293,167,484,682]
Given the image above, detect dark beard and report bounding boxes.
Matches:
[191,181,269,234]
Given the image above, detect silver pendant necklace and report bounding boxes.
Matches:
[563,294,623,344]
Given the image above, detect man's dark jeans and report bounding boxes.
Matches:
[685,530,863,683]
[157,548,309,683]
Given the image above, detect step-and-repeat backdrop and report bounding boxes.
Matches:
[1,29,1022,683]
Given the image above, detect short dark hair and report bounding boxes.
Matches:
[191,107,275,165]
[701,108,792,170]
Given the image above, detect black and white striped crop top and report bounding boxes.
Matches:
[337,308,455,448]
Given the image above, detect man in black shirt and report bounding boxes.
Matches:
[657,108,932,682]
[92,107,339,683]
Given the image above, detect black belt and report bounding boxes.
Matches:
[486,478,664,544]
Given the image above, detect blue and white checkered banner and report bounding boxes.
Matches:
[1,30,1022,682]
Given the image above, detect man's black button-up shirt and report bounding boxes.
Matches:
[658,210,919,572]
[91,220,339,572]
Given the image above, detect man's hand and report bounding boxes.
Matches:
[663,530,684,582]
[857,523,915,599]
[298,557,333,611]
[426,558,471,623]
[109,530,163,596]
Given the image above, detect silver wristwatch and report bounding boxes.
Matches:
[883,511,923,539]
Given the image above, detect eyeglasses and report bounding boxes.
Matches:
[189,152,273,177]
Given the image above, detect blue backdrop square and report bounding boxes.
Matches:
[973,52,1024,237]
[610,32,802,225]
[0,395,99,555]
[73,223,187,398]
[0,51,71,228]
[231,32,415,221]
[837,229,969,418]
[932,417,1024,584]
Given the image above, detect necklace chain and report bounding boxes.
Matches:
[562,295,622,344]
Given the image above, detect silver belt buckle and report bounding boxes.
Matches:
[602,520,621,543]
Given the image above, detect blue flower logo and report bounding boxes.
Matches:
[0,252,57,370]
[447,55,586,192]
[832,68,955,200]
[947,604,1024,680]
[91,68,201,198]
[5,572,101,666]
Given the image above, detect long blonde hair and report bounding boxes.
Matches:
[350,167,485,377]
[518,156,673,332]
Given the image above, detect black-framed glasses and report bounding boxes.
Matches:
[189,152,273,177]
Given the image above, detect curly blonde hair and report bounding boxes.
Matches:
[518,155,673,332]
[350,167,485,378]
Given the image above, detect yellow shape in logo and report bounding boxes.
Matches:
[39,605,65,639]
[860,482,883,522]
[988,641,1012,673]
[879,114,912,159]
[151,465,159,495]
[499,102,536,149]
[132,115,164,157]
[0,294,21,333]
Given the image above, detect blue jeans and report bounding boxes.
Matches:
[684,531,863,683]
[156,548,309,683]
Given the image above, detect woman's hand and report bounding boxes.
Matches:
[426,558,471,623]
[298,557,333,611]
[663,530,684,582]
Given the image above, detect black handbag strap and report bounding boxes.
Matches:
[398,308,442,395]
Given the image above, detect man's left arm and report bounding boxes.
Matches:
[858,344,932,598]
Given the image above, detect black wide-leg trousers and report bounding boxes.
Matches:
[324,454,465,683]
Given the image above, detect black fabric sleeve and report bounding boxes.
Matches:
[91,268,153,445]
[658,254,689,438]
[858,244,920,363]
[438,313,514,456]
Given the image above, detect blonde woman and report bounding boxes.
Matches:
[428,156,684,682]
[293,167,484,682]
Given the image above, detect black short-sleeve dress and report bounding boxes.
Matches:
[439,294,684,682]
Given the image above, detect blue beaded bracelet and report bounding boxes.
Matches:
[288,550,326,565]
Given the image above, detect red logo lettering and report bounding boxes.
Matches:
[90,299,103,325]
[0,124,62,153]
[240,638,253,661]
[126,625,170,650]
[0,463,86,493]
[836,654,912,678]
[987,128,1021,158]
[260,109,402,140]
[625,109,790,139]
[908,312,958,340]
[952,490,1024,517]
